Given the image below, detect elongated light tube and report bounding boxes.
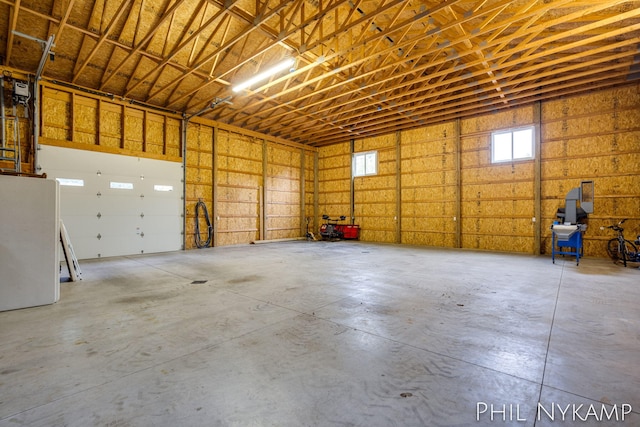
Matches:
[232,58,295,93]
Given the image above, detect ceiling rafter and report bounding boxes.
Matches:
[48,0,75,42]
[310,64,637,146]
[188,1,212,66]
[5,0,21,66]
[218,0,510,123]
[282,44,639,143]
[296,46,640,144]
[238,0,444,97]
[72,0,133,83]
[241,0,634,132]
[220,0,395,107]
[291,23,640,138]
[163,0,369,113]
[142,0,291,103]
[99,0,190,89]
[124,1,232,98]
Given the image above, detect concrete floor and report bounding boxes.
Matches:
[1,241,638,426]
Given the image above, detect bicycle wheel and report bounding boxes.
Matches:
[607,238,621,262]
[621,239,639,266]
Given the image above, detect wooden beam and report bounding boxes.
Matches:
[72,0,133,83]
[5,0,21,66]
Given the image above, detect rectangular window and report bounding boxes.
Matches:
[353,151,378,177]
[110,181,134,190]
[491,126,534,163]
[153,184,174,192]
[56,178,84,187]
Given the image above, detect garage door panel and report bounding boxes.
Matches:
[39,145,183,259]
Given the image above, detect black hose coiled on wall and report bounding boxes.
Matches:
[195,200,213,248]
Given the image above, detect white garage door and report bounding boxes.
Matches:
[39,145,183,259]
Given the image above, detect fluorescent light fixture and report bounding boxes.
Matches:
[232,58,295,93]
[56,178,84,187]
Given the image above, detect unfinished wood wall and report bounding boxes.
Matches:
[36,81,316,250]
[304,150,317,236]
[31,78,640,257]
[265,143,301,240]
[213,129,312,246]
[353,134,397,243]
[401,124,458,247]
[460,107,536,253]
[541,86,640,257]
[214,130,263,246]
[317,84,640,258]
[40,82,183,160]
[317,141,351,231]
[185,122,213,249]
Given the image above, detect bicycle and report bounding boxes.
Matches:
[602,219,639,267]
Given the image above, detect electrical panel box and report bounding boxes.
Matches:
[13,81,29,97]
[13,80,30,107]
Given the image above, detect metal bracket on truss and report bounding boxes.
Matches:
[187,96,233,120]
[12,31,56,80]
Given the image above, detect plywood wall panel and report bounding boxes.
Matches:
[266,143,301,240]
[123,107,144,152]
[165,118,182,158]
[353,136,397,243]
[99,102,123,149]
[459,105,536,254]
[73,96,98,145]
[399,121,458,248]
[184,123,213,249]
[541,85,640,258]
[317,142,351,230]
[146,113,165,155]
[41,88,71,141]
[40,82,182,161]
[215,129,263,245]
[303,151,316,235]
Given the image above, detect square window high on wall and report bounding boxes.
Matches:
[491,126,534,163]
[353,151,378,177]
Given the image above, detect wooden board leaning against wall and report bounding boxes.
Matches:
[316,84,640,258]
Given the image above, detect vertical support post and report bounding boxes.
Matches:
[142,110,147,153]
[32,78,39,173]
[313,151,319,234]
[261,139,268,241]
[395,131,402,243]
[212,126,218,247]
[259,185,265,241]
[350,139,355,224]
[534,101,542,254]
[455,118,462,248]
[181,117,188,250]
[300,148,306,237]
[120,105,126,149]
[0,76,5,158]
[97,100,102,146]
[70,92,75,144]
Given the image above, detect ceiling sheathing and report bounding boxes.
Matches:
[1,0,640,146]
